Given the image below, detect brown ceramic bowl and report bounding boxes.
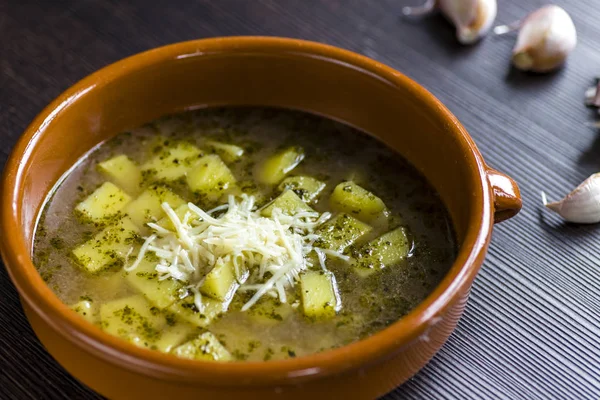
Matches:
[0,37,521,399]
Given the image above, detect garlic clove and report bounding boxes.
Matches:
[402,0,497,45]
[441,0,497,44]
[584,85,598,107]
[542,173,600,224]
[497,5,577,73]
[439,0,478,40]
[585,81,600,109]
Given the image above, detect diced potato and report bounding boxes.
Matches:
[247,299,294,326]
[329,181,387,222]
[277,176,326,203]
[200,258,238,301]
[314,213,372,253]
[156,203,199,231]
[260,190,314,218]
[100,295,166,346]
[97,155,142,195]
[94,271,128,296]
[221,180,268,206]
[255,147,304,185]
[72,217,139,274]
[205,140,244,164]
[154,324,196,353]
[186,154,237,202]
[71,299,97,323]
[124,186,185,228]
[353,227,411,277]
[172,332,232,361]
[75,182,131,223]
[141,141,203,181]
[125,258,183,309]
[168,294,224,328]
[300,270,338,319]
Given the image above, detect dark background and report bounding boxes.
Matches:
[2,1,600,399]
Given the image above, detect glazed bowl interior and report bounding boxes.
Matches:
[4,37,490,384]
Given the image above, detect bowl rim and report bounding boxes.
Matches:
[0,36,493,386]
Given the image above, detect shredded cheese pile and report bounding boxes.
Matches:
[126,194,342,311]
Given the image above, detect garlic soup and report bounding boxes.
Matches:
[33,107,457,361]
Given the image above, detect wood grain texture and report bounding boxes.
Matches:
[2,0,600,399]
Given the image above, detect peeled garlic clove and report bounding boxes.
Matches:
[585,85,598,107]
[402,0,497,45]
[441,0,497,44]
[510,5,577,72]
[543,173,600,223]
[585,82,600,108]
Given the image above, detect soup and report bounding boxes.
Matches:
[33,108,456,362]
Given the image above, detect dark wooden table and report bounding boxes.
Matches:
[2,1,600,399]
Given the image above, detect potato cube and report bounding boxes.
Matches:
[125,258,183,309]
[141,141,203,181]
[186,154,237,202]
[277,176,326,203]
[260,190,314,218]
[300,270,338,319]
[154,324,196,353]
[100,295,166,346]
[172,332,232,361]
[168,294,224,328]
[75,182,131,223]
[72,217,139,274]
[156,203,199,231]
[200,258,238,301]
[314,213,372,253]
[329,181,386,222]
[94,271,129,297]
[71,299,97,324]
[205,140,244,164]
[353,227,411,277]
[124,186,185,228]
[97,155,142,195]
[255,147,304,185]
[221,180,268,206]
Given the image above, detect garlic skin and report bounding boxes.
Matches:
[511,5,577,72]
[402,0,497,45]
[543,173,600,224]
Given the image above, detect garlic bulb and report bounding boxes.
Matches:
[542,173,600,224]
[495,5,577,73]
[402,0,497,45]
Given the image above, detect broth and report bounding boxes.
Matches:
[33,107,456,361]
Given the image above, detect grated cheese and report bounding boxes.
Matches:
[126,194,346,310]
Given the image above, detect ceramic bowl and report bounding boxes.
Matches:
[0,37,521,399]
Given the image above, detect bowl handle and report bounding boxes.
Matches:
[486,167,522,223]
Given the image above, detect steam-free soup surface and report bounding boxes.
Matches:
[33,107,456,362]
